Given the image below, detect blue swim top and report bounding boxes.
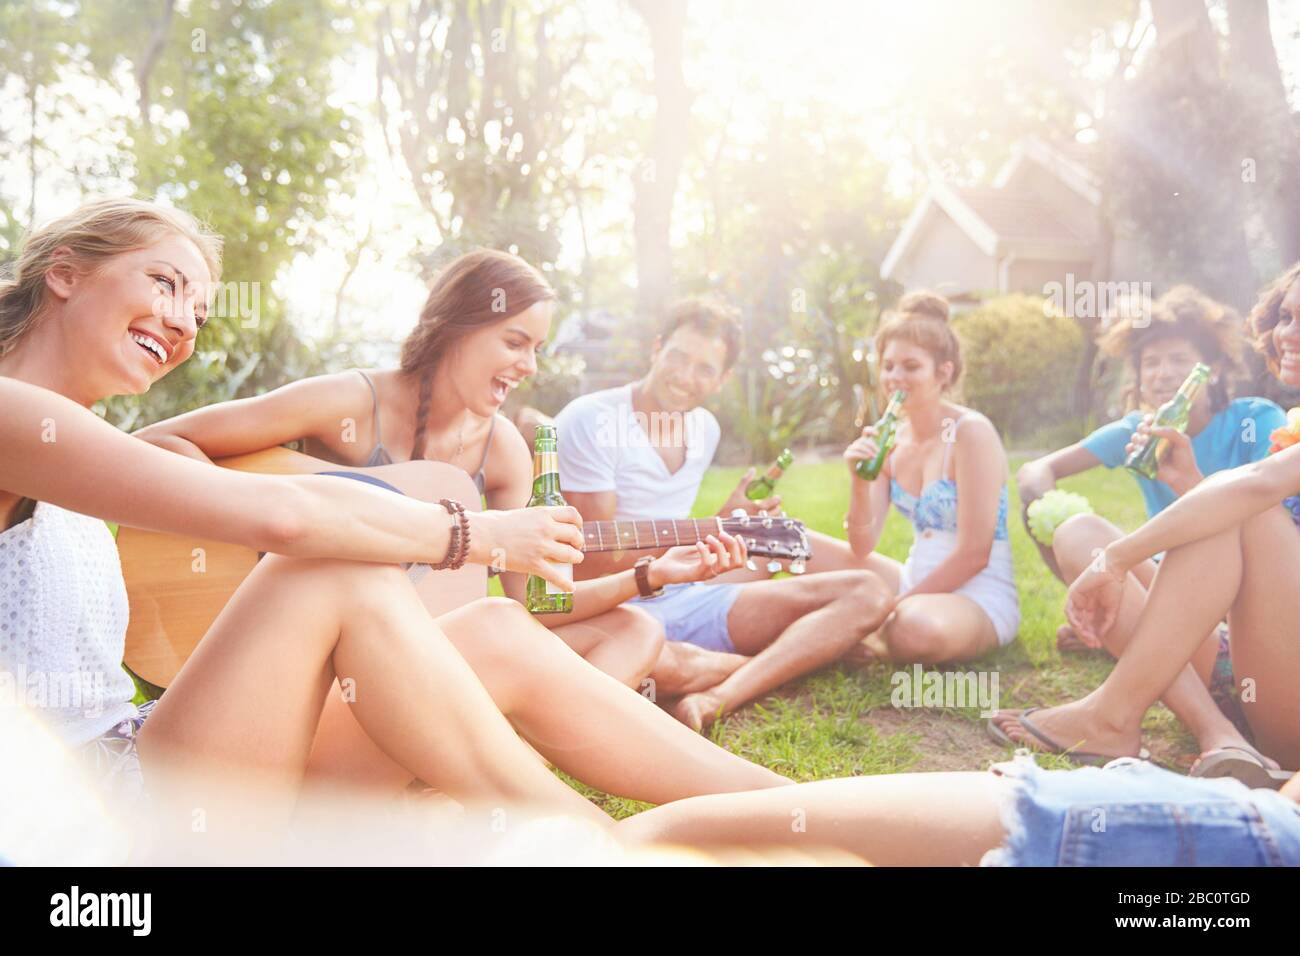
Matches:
[889,414,1010,540]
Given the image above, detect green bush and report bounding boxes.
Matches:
[952,294,1085,441]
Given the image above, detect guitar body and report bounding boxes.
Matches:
[119,447,814,689]
[119,447,486,688]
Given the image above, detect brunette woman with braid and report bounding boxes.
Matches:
[2,199,788,835]
[139,251,749,702]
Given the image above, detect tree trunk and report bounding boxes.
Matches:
[1142,0,1256,306]
[135,0,176,123]
[1148,0,1218,82]
[630,0,689,328]
[1226,0,1300,271]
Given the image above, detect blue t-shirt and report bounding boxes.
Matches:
[1080,396,1285,518]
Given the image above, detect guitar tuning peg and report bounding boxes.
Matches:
[783,518,794,529]
[745,557,758,572]
[757,509,768,518]
[730,508,747,519]
[789,559,806,575]
[766,560,781,574]
[761,515,773,529]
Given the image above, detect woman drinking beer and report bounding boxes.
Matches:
[840,291,1020,663]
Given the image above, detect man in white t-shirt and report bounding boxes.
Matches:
[555,298,894,732]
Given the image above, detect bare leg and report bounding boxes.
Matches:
[866,593,1000,663]
[305,597,790,802]
[432,599,791,801]
[549,604,664,689]
[674,570,893,731]
[617,772,1007,866]
[306,583,663,788]
[1220,508,1300,767]
[1052,514,1218,675]
[137,556,607,832]
[996,507,1300,767]
[651,640,748,697]
[1022,512,1252,759]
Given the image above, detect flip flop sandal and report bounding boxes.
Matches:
[1190,746,1296,790]
[986,707,1139,768]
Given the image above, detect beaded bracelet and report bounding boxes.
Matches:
[448,499,471,570]
[429,498,470,571]
[441,502,478,567]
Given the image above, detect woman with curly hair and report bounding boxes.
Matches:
[991,265,1300,783]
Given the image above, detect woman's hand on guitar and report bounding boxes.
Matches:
[650,532,748,587]
[467,505,584,589]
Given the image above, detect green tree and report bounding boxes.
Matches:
[74,0,366,426]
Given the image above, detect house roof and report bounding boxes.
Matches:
[992,136,1102,205]
[881,139,1101,282]
[954,187,1092,246]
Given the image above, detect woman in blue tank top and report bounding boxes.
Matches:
[1006,286,1284,774]
[992,263,1300,781]
[842,291,1020,663]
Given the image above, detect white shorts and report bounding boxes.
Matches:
[899,530,1020,646]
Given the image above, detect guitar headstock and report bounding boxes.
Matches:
[719,508,812,574]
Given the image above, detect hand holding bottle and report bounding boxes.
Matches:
[852,389,905,481]
[844,425,883,478]
[468,506,584,591]
[1125,415,1203,495]
[719,468,781,517]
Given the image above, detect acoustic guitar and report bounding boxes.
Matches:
[119,447,813,687]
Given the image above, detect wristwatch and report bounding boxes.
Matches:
[634,555,665,599]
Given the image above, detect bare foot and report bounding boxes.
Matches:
[989,699,1142,759]
[653,642,747,697]
[840,638,879,669]
[672,691,726,733]
[1055,624,1095,654]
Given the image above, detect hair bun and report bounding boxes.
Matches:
[897,291,951,323]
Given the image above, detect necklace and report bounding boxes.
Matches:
[451,415,465,463]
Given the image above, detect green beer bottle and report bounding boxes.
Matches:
[746,448,793,500]
[525,423,574,614]
[1125,363,1211,480]
[855,390,907,481]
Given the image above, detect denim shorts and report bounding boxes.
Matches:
[629,582,742,654]
[982,754,1300,867]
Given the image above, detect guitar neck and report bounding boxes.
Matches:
[582,517,723,553]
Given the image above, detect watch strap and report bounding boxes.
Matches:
[634,556,663,598]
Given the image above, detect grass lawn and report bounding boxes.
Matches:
[569,456,1202,817]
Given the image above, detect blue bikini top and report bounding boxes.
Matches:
[888,415,1010,541]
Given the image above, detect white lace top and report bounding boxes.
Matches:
[0,502,137,745]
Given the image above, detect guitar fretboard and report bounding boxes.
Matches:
[582,517,725,553]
